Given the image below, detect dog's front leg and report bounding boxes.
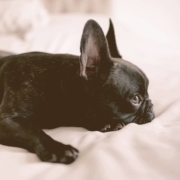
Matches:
[0,116,78,164]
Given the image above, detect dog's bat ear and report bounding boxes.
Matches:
[106,19,122,58]
[80,19,112,80]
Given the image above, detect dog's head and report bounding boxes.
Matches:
[79,19,155,130]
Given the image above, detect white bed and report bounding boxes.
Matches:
[0,0,180,180]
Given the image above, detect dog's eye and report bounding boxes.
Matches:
[131,95,141,105]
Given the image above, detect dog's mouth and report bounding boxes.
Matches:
[132,99,155,125]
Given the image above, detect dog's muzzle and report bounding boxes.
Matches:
[133,99,155,124]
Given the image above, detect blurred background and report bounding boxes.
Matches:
[0,0,180,60]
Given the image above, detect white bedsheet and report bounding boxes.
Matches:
[0,13,180,180]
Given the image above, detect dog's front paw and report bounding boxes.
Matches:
[112,122,125,131]
[35,141,79,164]
[100,124,111,132]
[100,122,125,132]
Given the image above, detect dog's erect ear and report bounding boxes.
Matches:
[106,19,122,58]
[80,20,112,80]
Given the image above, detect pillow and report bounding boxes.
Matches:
[0,0,50,34]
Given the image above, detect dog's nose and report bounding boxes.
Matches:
[146,99,154,107]
[145,98,150,102]
[138,98,155,123]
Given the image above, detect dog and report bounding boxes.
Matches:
[0,19,155,164]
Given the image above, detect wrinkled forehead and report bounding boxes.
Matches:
[105,58,149,95]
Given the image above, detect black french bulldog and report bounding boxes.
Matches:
[0,19,154,164]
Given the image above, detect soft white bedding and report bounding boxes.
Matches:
[0,11,180,180]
